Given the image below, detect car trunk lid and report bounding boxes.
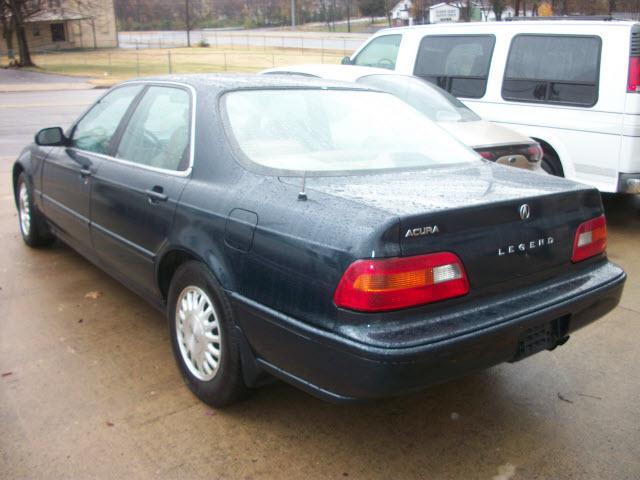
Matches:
[284,162,602,292]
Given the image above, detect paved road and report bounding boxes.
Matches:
[118,30,369,54]
[1,89,639,479]
[0,69,90,84]
[0,90,100,155]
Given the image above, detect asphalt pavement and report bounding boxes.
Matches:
[0,69,90,84]
[0,88,639,479]
[0,69,95,93]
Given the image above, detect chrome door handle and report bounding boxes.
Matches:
[145,188,168,203]
[80,167,91,178]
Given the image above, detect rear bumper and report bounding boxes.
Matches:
[229,261,625,402]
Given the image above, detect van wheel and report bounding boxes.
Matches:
[167,261,248,408]
[16,173,54,247]
[541,150,564,177]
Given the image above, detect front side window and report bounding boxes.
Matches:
[116,86,191,171]
[353,35,402,70]
[414,35,495,98]
[502,35,601,107]
[223,89,479,175]
[72,85,143,155]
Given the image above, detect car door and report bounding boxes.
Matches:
[90,84,193,297]
[41,85,144,254]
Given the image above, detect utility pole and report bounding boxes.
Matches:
[185,0,191,47]
[291,0,296,28]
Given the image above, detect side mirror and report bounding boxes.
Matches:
[35,127,69,147]
[341,56,353,65]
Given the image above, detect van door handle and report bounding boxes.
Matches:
[80,167,92,178]
[145,186,168,203]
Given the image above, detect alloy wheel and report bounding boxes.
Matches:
[175,285,222,381]
[18,182,31,236]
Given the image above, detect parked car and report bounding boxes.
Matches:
[262,64,545,172]
[343,19,640,193]
[13,75,625,407]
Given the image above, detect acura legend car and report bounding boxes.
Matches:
[13,74,625,407]
[262,64,545,173]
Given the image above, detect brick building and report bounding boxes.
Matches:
[1,0,118,54]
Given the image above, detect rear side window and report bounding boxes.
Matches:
[353,34,402,70]
[116,86,191,171]
[502,35,601,107]
[414,35,495,98]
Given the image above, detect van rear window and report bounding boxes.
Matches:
[413,35,495,99]
[502,35,601,107]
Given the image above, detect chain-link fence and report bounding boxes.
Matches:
[117,30,369,54]
[28,45,349,81]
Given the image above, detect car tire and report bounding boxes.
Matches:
[167,260,248,408]
[541,150,564,177]
[16,173,54,247]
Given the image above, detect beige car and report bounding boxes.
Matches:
[262,64,546,173]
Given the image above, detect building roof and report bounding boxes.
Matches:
[391,0,412,15]
[25,10,92,23]
[430,2,460,9]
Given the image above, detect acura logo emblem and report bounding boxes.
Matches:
[519,204,531,220]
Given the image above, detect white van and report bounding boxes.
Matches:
[344,19,640,193]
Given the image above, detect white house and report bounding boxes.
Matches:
[429,2,461,23]
[388,1,534,26]
[390,0,413,25]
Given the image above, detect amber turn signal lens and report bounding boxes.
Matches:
[334,252,469,312]
[571,215,607,263]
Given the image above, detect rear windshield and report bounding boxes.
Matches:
[222,88,479,176]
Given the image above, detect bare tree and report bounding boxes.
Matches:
[317,0,336,30]
[410,0,428,23]
[2,0,44,67]
[0,1,15,61]
[551,0,567,15]
[450,1,471,21]
[491,0,505,20]
[343,0,351,32]
[383,0,391,26]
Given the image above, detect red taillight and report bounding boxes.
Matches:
[571,215,607,263]
[628,56,640,92]
[333,252,469,312]
[526,143,543,163]
[477,150,495,160]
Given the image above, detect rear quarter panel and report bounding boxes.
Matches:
[171,173,400,331]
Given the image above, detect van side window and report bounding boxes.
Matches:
[353,34,402,70]
[413,35,495,99]
[502,35,601,107]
